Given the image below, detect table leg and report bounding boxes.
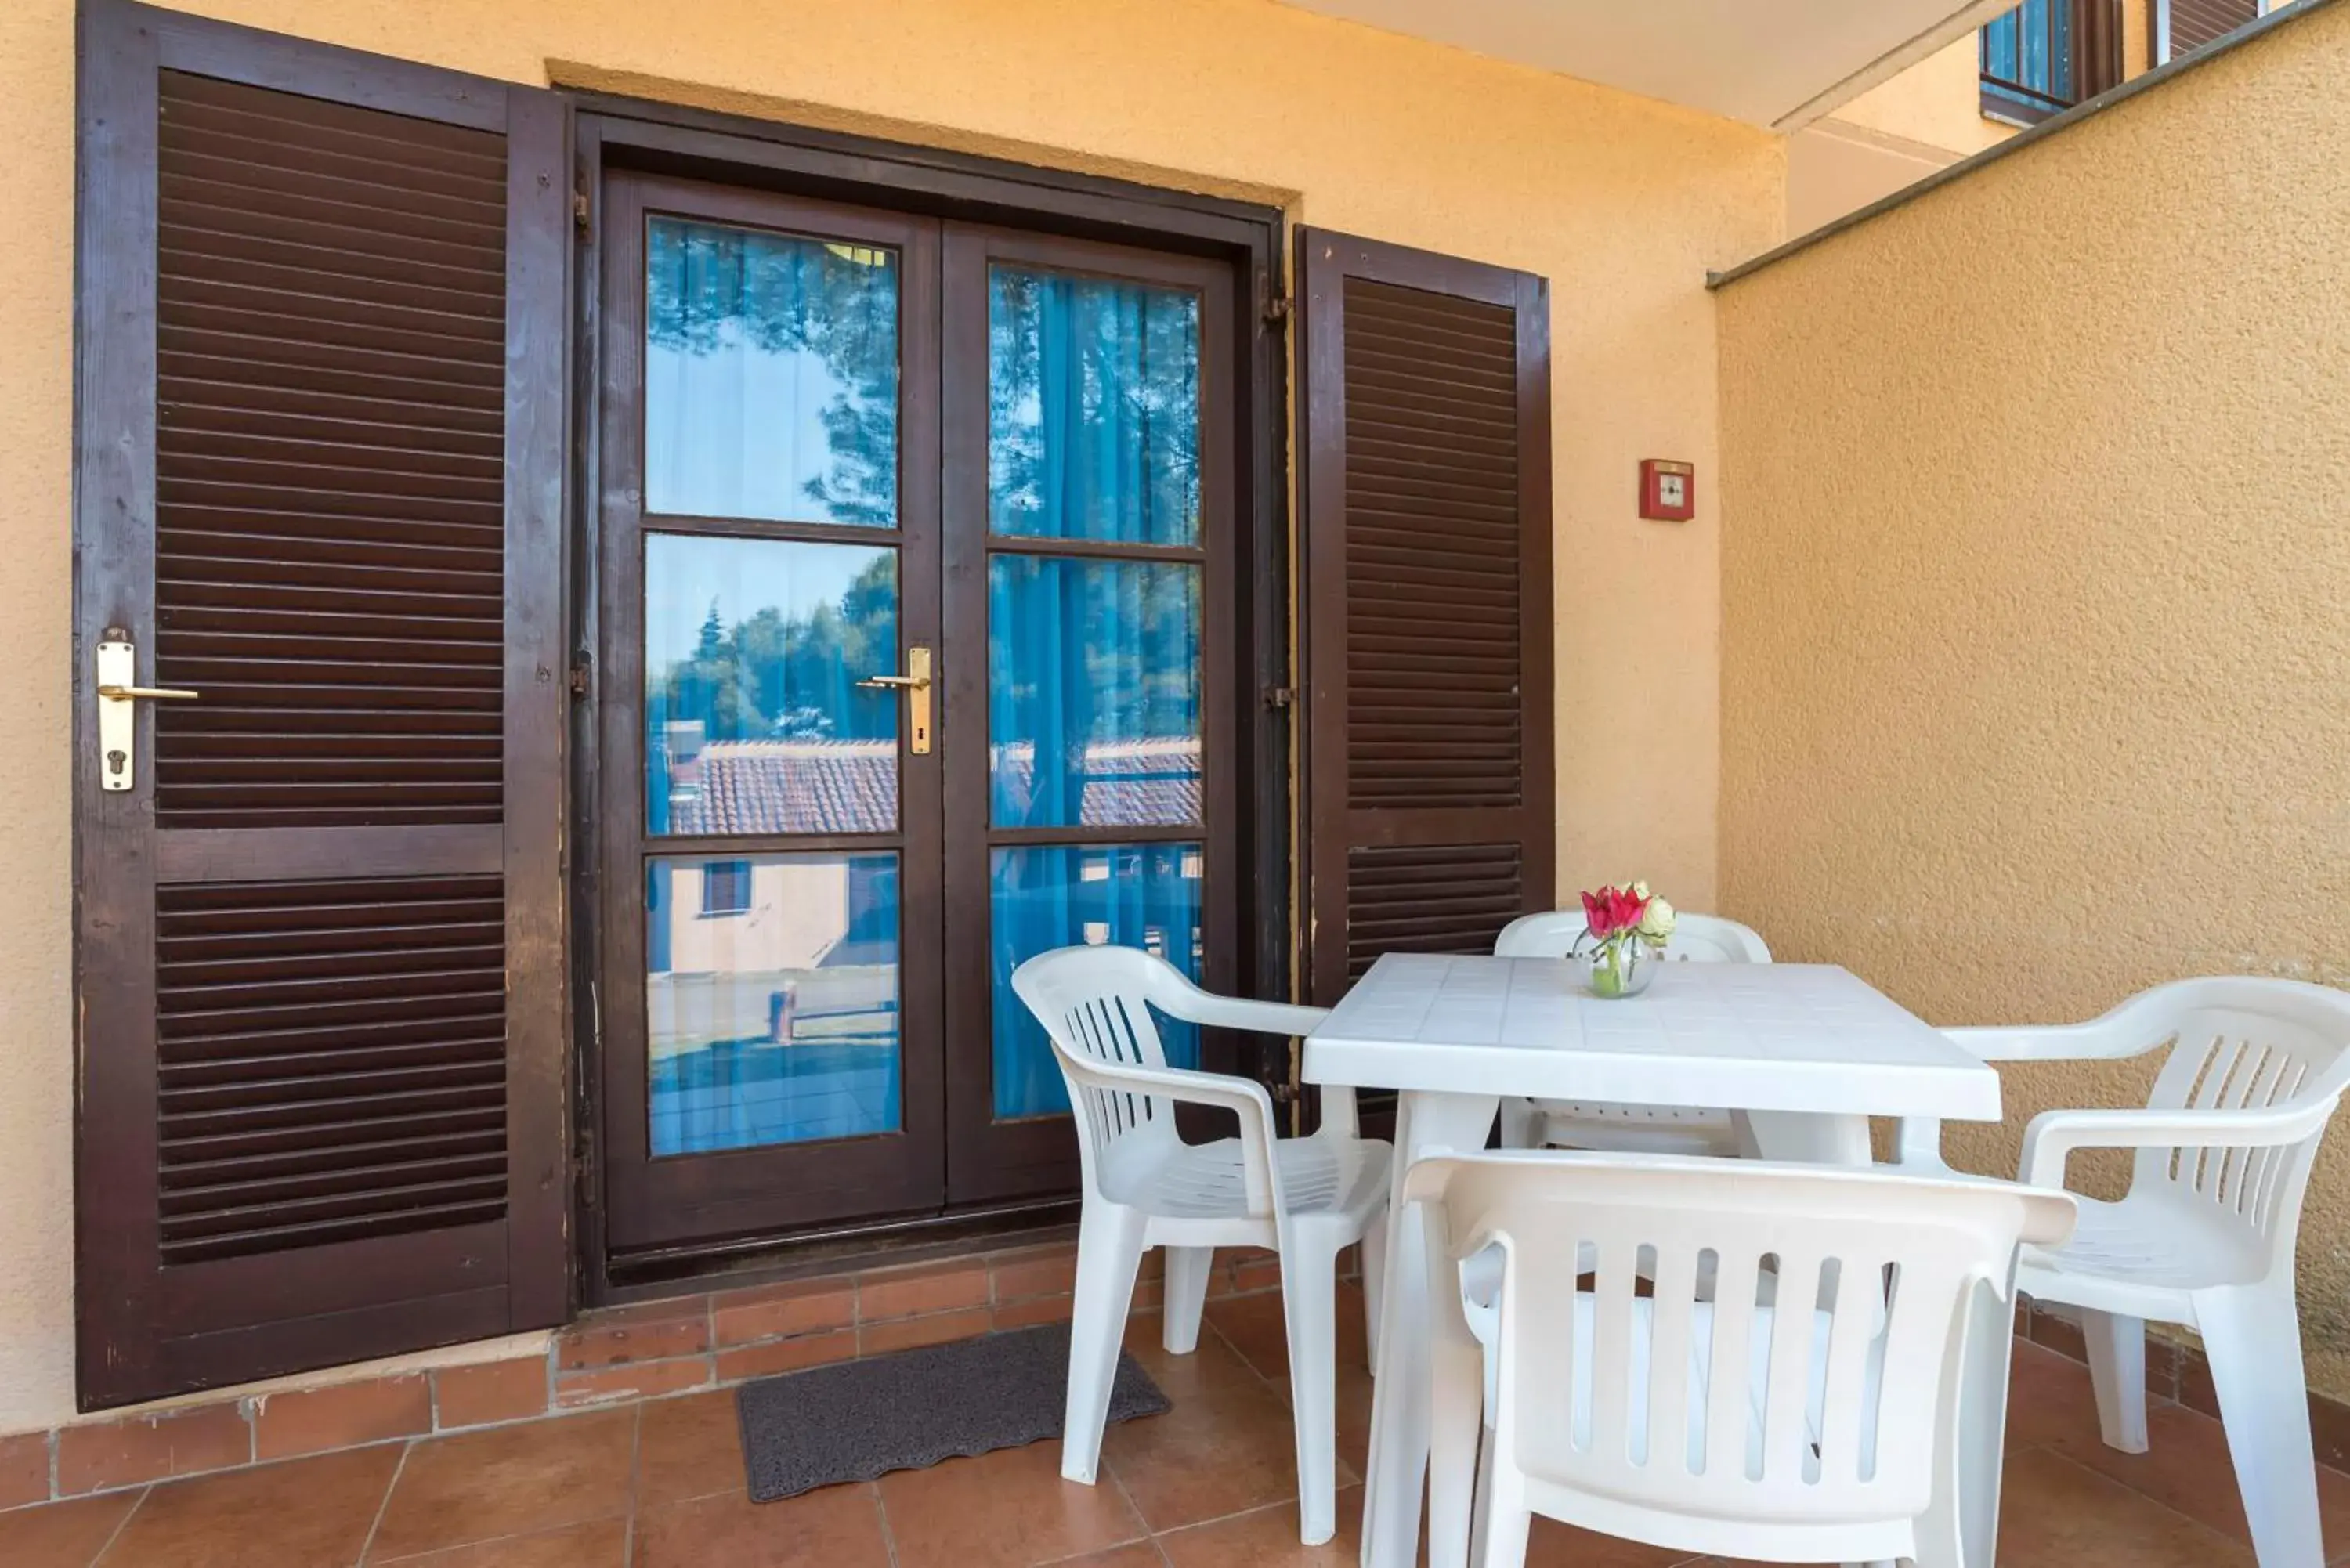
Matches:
[1742,1109,1873,1166]
[1360,1089,1499,1568]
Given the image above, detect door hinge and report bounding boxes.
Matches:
[573,189,591,234]
[569,652,592,698]
[1263,294,1292,327]
[1263,685,1296,710]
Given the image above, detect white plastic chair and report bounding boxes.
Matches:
[1907,977,2350,1568]
[1494,910,1772,1155]
[1010,945,1391,1545]
[1412,1151,2075,1568]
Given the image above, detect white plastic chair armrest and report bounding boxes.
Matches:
[1162,989,1331,1040]
[1059,1049,1285,1215]
[1943,1020,2163,1064]
[2019,1100,2342,1190]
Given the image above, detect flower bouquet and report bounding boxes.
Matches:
[1575,881,1676,999]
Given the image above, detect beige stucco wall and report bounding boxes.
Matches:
[1719,0,2350,1393]
[0,0,1781,1432]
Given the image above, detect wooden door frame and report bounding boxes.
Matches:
[569,101,1292,1294]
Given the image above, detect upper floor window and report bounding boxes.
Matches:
[1982,0,2124,123]
[2157,0,2264,64]
[700,859,753,917]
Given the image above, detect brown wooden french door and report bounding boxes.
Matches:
[595,176,1240,1252]
[939,227,1240,1205]
[595,176,947,1248]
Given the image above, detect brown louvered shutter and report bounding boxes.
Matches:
[74,0,569,1407]
[2165,0,2262,60]
[1295,229,1553,1024]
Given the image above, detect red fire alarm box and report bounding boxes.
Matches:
[1640,459,1695,522]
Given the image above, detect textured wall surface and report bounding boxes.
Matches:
[0,0,1781,1431]
[1719,2,2350,1392]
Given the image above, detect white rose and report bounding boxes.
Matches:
[1636,896,1676,943]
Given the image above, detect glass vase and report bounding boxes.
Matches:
[1582,935,1657,999]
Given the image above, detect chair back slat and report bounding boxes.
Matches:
[1416,1154,2072,1536]
[2132,981,2350,1257]
[1014,947,1187,1183]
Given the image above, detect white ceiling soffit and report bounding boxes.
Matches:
[1276,0,2022,131]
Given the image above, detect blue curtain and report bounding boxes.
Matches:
[982,266,1206,1118]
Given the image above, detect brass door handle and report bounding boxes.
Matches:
[95,627,196,794]
[857,646,932,754]
[96,684,201,701]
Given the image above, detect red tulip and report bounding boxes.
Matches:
[1581,883,1650,941]
[1580,887,1613,938]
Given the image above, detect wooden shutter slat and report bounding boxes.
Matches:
[76,0,569,1407]
[1298,230,1553,1048]
[2167,0,2261,57]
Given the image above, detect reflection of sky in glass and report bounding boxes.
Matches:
[988,266,1200,546]
[645,534,897,836]
[647,851,902,1154]
[645,219,898,525]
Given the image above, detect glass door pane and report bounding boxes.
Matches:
[645,533,900,836]
[646,851,902,1153]
[645,218,899,525]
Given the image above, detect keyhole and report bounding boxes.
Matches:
[107,749,127,777]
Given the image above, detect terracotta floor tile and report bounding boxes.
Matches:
[1157,1487,1362,1566]
[637,1389,746,1507]
[367,1409,633,1560]
[0,1490,144,1568]
[635,1483,893,1568]
[1115,1314,1271,1404]
[367,1518,628,1568]
[2047,1398,2350,1554]
[1101,1364,1305,1532]
[96,1445,400,1568]
[1270,1362,1375,1481]
[879,1438,1146,1568]
[1994,1445,2254,1567]
[2002,1339,2106,1451]
[0,1429,52,1511]
[1203,1284,1369,1383]
[1049,1545,1166,1566]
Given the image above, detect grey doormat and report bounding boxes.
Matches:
[736,1323,1170,1501]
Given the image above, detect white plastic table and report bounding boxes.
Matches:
[1306,953,2007,1568]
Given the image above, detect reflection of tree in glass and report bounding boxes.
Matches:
[646,222,898,525]
[654,553,898,742]
[987,269,1201,544]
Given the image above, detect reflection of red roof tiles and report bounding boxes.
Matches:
[672,740,895,836]
[993,740,1202,829]
[666,738,1201,836]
